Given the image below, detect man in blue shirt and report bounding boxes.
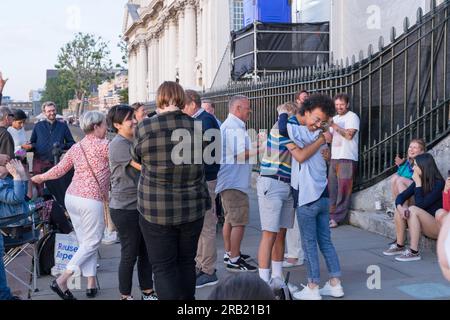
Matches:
[183,90,221,289]
[23,102,75,195]
[23,101,75,174]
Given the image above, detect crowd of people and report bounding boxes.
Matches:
[0,71,450,301]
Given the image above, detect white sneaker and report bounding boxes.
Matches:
[319,281,344,298]
[282,259,304,268]
[287,282,299,293]
[293,284,322,300]
[102,230,119,245]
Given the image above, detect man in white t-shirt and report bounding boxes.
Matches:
[328,93,360,228]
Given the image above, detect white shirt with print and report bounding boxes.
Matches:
[330,111,360,161]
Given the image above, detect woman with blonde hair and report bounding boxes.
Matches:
[32,111,110,300]
[390,139,426,203]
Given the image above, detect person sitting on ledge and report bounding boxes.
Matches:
[389,139,426,214]
[383,153,445,262]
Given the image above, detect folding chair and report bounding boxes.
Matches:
[1,208,43,293]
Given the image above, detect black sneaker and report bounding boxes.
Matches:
[223,252,252,264]
[142,291,158,300]
[226,257,257,273]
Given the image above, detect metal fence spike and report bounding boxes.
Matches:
[430,0,436,11]
[390,26,396,43]
[351,54,356,66]
[367,44,373,57]
[417,7,423,23]
[359,50,364,62]
[403,17,410,33]
[378,36,384,51]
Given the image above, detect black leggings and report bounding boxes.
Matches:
[110,209,153,295]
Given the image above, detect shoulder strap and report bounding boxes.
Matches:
[79,142,105,201]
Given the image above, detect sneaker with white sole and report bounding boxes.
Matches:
[382,243,405,256]
[226,257,257,273]
[141,291,158,300]
[293,284,322,300]
[223,252,251,264]
[319,281,344,298]
[395,249,422,262]
[282,259,304,268]
[287,282,299,293]
[196,271,219,288]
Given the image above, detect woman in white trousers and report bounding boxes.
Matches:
[33,111,110,300]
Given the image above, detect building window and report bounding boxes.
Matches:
[231,0,244,31]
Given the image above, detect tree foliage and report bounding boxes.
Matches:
[117,35,128,69]
[118,87,129,104]
[56,32,112,116]
[41,71,75,114]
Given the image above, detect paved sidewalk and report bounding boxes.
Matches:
[29,189,450,300]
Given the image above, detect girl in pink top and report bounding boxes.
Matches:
[32,111,110,300]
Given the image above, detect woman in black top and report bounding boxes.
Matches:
[385,153,444,262]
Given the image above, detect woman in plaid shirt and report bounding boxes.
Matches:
[132,81,210,300]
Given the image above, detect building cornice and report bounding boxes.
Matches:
[125,0,201,44]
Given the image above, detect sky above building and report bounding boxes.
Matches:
[0,0,127,101]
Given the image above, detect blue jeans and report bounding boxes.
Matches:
[297,197,341,284]
[0,236,13,300]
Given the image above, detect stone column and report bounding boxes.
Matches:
[157,31,163,85]
[184,0,197,88]
[204,0,212,87]
[150,37,159,100]
[167,16,177,81]
[146,37,153,101]
[136,39,148,102]
[128,49,137,104]
[163,24,170,81]
[177,10,185,84]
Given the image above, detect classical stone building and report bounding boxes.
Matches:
[123,0,243,103]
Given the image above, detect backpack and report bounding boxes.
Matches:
[269,272,293,300]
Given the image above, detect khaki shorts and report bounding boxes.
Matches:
[220,189,249,227]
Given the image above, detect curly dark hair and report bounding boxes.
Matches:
[299,93,335,118]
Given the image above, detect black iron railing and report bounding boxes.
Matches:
[202,0,450,190]
[357,98,449,190]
